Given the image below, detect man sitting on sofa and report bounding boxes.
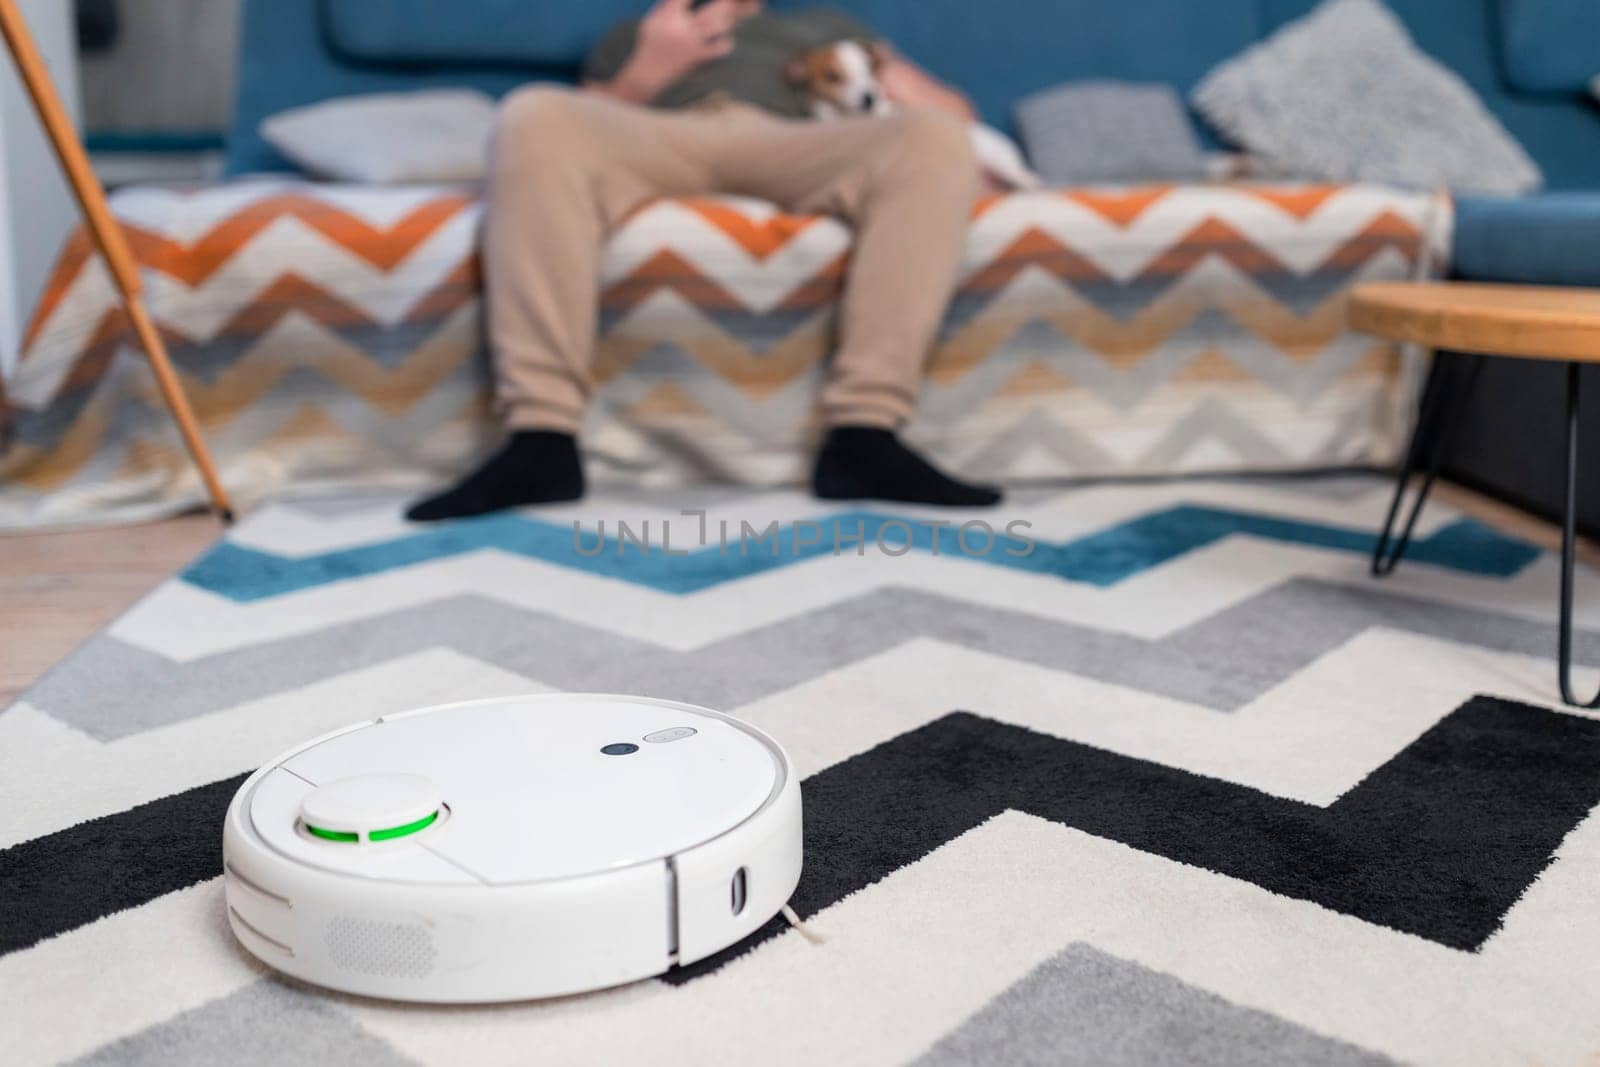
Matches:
[407,0,1001,521]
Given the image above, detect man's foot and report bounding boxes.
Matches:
[406,431,584,522]
[812,426,1002,507]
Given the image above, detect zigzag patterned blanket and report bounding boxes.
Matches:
[1,180,1447,528]
[6,477,1600,1063]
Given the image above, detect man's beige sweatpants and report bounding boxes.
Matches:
[485,87,978,433]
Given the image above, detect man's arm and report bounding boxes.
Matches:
[584,0,738,105]
[872,44,977,122]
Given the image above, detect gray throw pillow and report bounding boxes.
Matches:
[1192,0,1542,195]
[1016,82,1208,185]
[261,90,497,184]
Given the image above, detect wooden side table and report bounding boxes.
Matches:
[1349,281,1600,706]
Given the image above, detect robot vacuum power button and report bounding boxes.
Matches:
[299,773,442,844]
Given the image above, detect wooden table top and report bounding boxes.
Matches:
[1349,282,1600,363]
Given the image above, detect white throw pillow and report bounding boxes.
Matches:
[1192,0,1541,195]
[261,90,497,184]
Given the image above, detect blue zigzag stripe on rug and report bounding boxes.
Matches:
[179,505,1541,602]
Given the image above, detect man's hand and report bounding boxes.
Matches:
[594,0,738,105]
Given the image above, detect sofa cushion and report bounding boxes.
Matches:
[1016,82,1208,184]
[1261,0,1600,191]
[261,89,497,183]
[1194,0,1542,195]
[1496,0,1600,93]
[1453,194,1600,286]
[320,0,638,68]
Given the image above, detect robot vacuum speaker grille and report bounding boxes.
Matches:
[326,915,437,979]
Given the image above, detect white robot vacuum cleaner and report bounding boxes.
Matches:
[222,694,802,1002]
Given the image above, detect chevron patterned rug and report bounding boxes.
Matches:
[7,474,1600,1065]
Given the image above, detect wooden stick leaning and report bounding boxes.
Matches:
[0,0,233,521]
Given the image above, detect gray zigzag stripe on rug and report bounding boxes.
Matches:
[28,579,1600,742]
[912,943,1395,1067]
[75,943,1397,1067]
[69,980,419,1067]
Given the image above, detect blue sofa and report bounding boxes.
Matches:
[228,0,1600,287]
[219,0,1600,531]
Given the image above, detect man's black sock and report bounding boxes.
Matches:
[405,431,584,522]
[812,426,1002,507]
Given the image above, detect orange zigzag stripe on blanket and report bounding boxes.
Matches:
[1141,218,1292,277]
[21,193,476,355]
[674,198,822,259]
[1059,185,1178,226]
[404,258,483,323]
[774,254,850,311]
[215,274,382,334]
[954,213,1423,300]
[598,213,1418,316]
[967,186,1180,226]
[1320,211,1428,268]
[125,194,476,284]
[974,185,1347,230]
[964,228,1113,292]
[22,229,96,353]
[1236,185,1346,220]
[601,249,751,313]
[664,193,1000,233]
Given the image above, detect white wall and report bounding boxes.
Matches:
[0,0,80,376]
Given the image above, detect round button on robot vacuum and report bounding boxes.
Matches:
[222,694,802,1003]
[299,773,443,843]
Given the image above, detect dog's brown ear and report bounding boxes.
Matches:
[865,39,892,72]
[783,53,811,87]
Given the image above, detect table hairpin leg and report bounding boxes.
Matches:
[1371,353,1483,576]
[1558,361,1600,707]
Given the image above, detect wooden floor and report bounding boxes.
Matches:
[1,483,1596,708]
[0,513,218,707]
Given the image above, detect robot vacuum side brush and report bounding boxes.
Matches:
[222,694,803,1002]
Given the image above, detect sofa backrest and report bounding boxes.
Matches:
[770,0,1263,138]
[227,0,1600,190]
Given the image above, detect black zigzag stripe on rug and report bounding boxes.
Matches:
[668,695,1600,981]
[0,774,248,957]
[6,697,1599,969]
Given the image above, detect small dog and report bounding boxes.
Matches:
[784,40,1041,191]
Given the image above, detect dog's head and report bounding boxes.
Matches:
[784,39,893,118]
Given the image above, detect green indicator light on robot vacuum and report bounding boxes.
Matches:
[369,811,439,841]
[305,825,359,842]
[305,810,438,843]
